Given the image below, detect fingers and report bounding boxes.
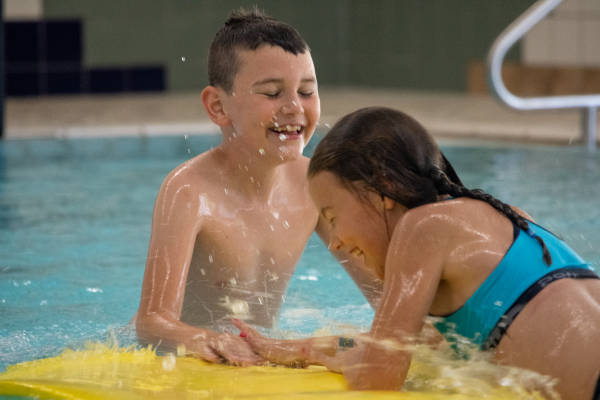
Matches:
[232,318,259,337]
[211,333,266,366]
[191,345,224,364]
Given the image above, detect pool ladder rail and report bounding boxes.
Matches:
[487,0,599,151]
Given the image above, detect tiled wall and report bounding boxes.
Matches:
[524,0,600,67]
[4,0,166,97]
[17,0,593,95]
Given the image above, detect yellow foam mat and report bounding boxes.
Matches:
[0,344,541,399]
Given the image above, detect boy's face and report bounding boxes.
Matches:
[221,45,320,162]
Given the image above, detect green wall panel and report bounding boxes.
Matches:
[44,0,535,92]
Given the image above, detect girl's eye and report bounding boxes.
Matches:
[299,91,314,97]
[263,92,280,98]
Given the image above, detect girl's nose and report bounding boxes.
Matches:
[328,236,344,251]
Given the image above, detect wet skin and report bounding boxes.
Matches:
[135,45,326,365]
[239,171,600,400]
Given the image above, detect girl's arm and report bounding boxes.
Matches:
[232,318,343,366]
[339,211,446,389]
[238,210,447,389]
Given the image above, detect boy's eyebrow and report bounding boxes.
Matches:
[252,77,317,87]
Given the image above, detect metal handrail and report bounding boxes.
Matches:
[487,0,599,150]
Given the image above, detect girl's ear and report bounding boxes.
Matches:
[201,85,230,127]
[382,196,396,211]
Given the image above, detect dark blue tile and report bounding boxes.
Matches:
[47,70,83,94]
[6,71,40,96]
[129,66,165,92]
[89,68,126,93]
[46,20,82,64]
[6,22,40,64]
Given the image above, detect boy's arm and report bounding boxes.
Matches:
[135,170,262,365]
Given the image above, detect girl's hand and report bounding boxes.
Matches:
[233,319,311,367]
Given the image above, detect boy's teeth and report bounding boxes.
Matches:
[272,125,301,133]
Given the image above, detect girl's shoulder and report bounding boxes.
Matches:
[399,197,511,239]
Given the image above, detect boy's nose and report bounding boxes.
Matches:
[281,96,303,114]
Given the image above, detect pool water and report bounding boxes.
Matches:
[1,134,599,374]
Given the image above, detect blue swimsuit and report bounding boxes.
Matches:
[433,221,598,349]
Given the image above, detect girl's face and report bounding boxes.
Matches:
[309,171,391,278]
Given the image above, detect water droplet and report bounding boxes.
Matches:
[200,268,206,276]
[292,100,297,106]
[272,211,280,219]
[232,91,236,97]
[243,165,249,171]
[40,300,47,306]
[274,121,280,127]
[232,131,237,138]
[181,56,186,62]
[250,176,255,183]
[258,148,266,156]
[282,220,290,229]
[279,133,286,141]
[208,255,214,263]
[269,224,275,231]
[224,188,229,195]
[324,123,331,128]
[270,257,275,264]
[162,353,176,371]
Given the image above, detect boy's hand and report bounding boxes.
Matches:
[189,331,265,366]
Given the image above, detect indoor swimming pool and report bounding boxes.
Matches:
[0,133,598,397]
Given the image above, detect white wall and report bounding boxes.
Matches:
[523,0,600,67]
[4,0,43,20]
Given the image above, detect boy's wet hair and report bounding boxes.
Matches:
[208,7,309,93]
[308,106,552,266]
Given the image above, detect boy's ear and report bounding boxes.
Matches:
[201,85,229,126]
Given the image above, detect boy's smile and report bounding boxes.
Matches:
[220,45,320,163]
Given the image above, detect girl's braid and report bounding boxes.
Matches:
[429,167,552,266]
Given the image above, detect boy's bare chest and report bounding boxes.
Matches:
[192,201,315,279]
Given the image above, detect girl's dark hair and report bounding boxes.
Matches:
[308,107,551,266]
[208,7,309,92]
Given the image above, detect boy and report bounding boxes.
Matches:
[135,9,324,366]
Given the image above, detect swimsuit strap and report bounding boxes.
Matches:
[483,267,599,349]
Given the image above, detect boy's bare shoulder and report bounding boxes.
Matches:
[157,150,221,199]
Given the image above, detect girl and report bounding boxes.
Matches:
[234,107,600,400]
